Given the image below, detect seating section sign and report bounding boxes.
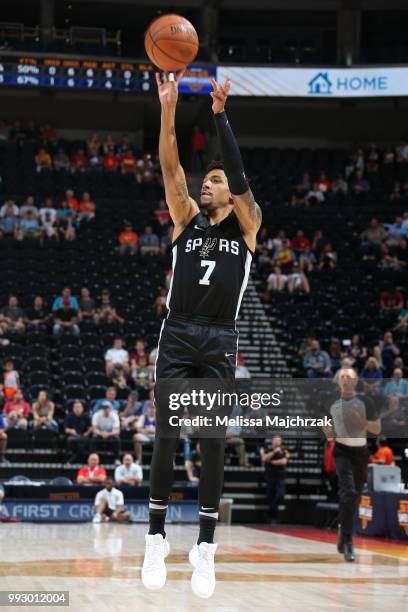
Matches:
[217,66,408,98]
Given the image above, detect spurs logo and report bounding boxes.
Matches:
[199,237,217,258]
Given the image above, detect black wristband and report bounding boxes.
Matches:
[214,111,249,196]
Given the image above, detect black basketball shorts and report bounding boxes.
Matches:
[154,317,239,435]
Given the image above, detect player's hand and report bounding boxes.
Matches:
[210,78,231,114]
[155,70,185,108]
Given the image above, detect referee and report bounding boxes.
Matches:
[325,367,381,562]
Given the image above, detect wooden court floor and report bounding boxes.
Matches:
[0,523,407,611]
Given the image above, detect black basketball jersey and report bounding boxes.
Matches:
[166,211,253,326]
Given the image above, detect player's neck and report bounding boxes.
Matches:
[206,206,233,226]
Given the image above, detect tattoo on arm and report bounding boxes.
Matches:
[175,179,190,208]
[243,190,262,226]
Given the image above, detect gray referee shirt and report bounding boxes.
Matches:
[330,395,368,447]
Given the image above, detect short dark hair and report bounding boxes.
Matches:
[206,160,225,174]
[377,436,388,446]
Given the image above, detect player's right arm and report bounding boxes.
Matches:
[156,72,199,236]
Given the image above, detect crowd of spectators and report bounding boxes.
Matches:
[0,190,96,244]
[361,215,408,271]
[1,121,157,180]
[258,227,337,297]
[288,142,408,208]
[0,287,128,341]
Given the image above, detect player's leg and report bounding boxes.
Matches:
[189,325,238,598]
[142,319,195,590]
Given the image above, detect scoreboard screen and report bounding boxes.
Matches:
[0,54,216,94]
[0,55,156,92]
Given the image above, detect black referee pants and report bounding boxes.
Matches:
[333,442,368,538]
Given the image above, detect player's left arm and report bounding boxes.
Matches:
[211,78,262,251]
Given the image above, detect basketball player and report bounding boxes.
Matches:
[325,368,381,561]
[141,72,261,598]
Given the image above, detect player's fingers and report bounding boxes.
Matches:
[224,78,231,94]
[211,78,219,92]
[155,72,162,87]
[162,72,168,83]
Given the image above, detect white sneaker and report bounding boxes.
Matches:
[141,533,170,590]
[189,543,199,568]
[191,542,217,598]
[92,514,102,524]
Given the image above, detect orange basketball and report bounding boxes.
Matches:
[144,14,199,72]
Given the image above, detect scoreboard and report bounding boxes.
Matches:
[0,54,216,94]
[0,55,156,92]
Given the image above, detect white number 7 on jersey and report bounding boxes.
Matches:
[199,260,216,285]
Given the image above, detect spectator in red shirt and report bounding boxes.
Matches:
[76,453,107,484]
[130,339,148,367]
[380,289,404,312]
[290,230,311,254]
[70,148,89,173]
[316,171,332,193]
[3,390,30,429]
[120,147,137,175]
[104,151,120,172]
[78,192,96,222]
[191,125,205,171]
[119,223,138,255]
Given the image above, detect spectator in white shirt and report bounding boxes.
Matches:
[105,337,129,376]
[114,453,143,485]
[39,197,58,241]
[93,478,130,523]
[91,402,121,459]
[39,197,58,224]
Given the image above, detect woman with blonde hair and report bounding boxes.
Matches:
[32,390,58,431]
